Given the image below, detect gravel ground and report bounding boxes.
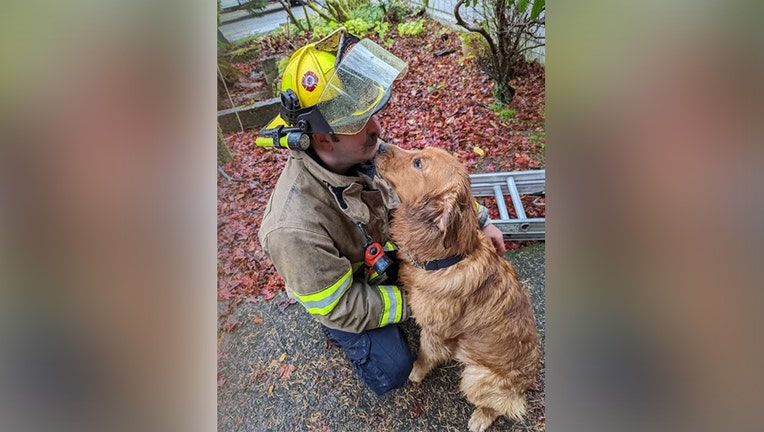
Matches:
[218,243,545,431]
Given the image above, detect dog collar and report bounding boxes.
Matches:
[406,251,464,271]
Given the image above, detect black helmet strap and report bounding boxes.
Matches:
[279,89,334,134]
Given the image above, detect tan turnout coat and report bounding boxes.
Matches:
[259,147,409,333]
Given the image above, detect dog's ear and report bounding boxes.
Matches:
[410,193,461,248]
[434,192,463,250]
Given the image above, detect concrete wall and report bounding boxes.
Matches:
[217,98,281,133]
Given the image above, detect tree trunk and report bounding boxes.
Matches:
[493,80,515,105]
[217,53,239,85]
[217,123,233,166]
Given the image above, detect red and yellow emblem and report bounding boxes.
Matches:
[301,71,319,92]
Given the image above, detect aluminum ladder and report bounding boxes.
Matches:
[469,170,545,241]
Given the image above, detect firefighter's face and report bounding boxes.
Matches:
[312,114,382,174]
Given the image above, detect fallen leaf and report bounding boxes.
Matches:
[268,385,274,394]
[278,363,296,380]
[253,315,263,325]
[473,146,485,156]
[277,296,297,313]
[279,352,286,362]
[222,321,238,333]
[250,368,265,381]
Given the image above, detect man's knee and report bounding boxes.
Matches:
[323,324,413,395]
[368,325,414,393]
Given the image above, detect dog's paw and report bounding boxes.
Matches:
[408,362,428,383]
[468,408,497,432]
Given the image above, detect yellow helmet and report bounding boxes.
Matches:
[256,28,408,150]
[280,42,338,109]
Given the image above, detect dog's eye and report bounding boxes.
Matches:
[413,158,423,170]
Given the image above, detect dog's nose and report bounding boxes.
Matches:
[377,141,389,154]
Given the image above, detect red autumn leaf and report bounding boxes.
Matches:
[278,363,296,380]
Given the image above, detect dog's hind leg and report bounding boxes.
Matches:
[468,407,499,432]
[408,329,452,383]
[461,365,528,431]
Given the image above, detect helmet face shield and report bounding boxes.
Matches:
[256,29,408,149]
[315,38,408,135]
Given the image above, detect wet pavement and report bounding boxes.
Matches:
[220,4,316,42]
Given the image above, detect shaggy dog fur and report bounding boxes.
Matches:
[376,144,541,432]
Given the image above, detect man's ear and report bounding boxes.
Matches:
[312,133,334,152]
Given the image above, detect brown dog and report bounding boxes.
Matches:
[376,144,540,432]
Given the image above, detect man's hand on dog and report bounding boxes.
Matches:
[482,224,506,256]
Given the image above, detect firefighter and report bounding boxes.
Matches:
[256,28,505,395]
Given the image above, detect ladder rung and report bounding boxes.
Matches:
[470,169,546,241]
[506,176,527,220]
[493,185,510,220]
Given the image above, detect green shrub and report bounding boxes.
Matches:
[459,31,491,59]
[380,0,408,23]
[488,101,516,121]
[398,19,425,37]
[349,3,384,23]
[374,21,393,46]
[343,17,372,35]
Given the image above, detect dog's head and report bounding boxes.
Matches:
[376,144,475,250]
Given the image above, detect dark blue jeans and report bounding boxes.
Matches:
[322,324,414,396]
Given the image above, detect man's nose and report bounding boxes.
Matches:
[366,114,381,135]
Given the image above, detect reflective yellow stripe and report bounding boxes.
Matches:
[293,267,353,316]
[393,286,403,322]
[379,286,390,326]
[377,285,403,327]
[382,241,396,252]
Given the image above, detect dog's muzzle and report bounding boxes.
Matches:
[377,141,389,155]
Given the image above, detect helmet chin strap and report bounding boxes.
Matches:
[279,89,334,135]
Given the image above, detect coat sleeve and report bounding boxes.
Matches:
[476,202,491,229]
[262,227,409,333]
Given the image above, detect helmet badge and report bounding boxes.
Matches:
[301,71,319,92]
